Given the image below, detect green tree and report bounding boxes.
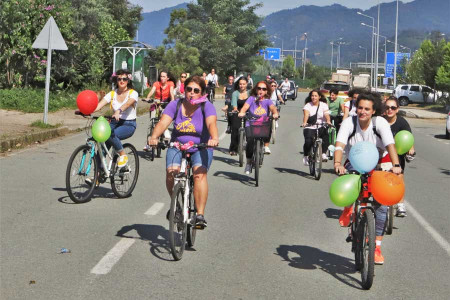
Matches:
[435,42,450,93]
[281,55,295,77]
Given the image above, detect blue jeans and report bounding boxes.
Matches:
[106,119,136,152]
[166,148,213,171]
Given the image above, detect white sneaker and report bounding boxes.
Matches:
[143,144,151,152]
[264,146,271,154]
[303,156,309,166]
[276,121,279,128]
[396,203,407,217]
[322,153,328,162]
[244,163,252,175]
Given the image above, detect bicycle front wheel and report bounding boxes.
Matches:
[66,144,98,203]
[386,205,394,235]
[169,182,187,260]
[238,129,245,167]
[186,179,197,247]
[148,121,155,161]
[271,119,276,144]
[111,143,140,198]
[358,210,375,290]
[255,140,261,187]
[314,142,322,180]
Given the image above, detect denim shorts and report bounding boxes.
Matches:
[166,147,213,171]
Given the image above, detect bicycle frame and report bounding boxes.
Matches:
[83,139,115,178]
[174,151,193,225]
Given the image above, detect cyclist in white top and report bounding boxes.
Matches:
[206,68,219,87]
[343,89,364,119]
[93,69,138,168]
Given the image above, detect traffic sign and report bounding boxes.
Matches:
[263,48,281,60]
[385,52,410,78]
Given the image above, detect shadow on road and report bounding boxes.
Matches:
[439,168,450,176]
[324,208,341,220]
[136,150,159,162]
[116,224,178,261]
[213,155,240,167]
[275,245,362,290]
[274,167,311,178]
[434,134,448,140]
[213,170,254,186]
[54,186,118,204]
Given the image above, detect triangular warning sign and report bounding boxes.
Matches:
[32,17,68,50]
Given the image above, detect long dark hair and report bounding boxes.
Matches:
[305,89,327,104]
[234,76,248,91]
[158,70,176,84]
[113,69,133,89]
[356,92,382,116]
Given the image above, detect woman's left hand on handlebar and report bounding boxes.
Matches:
[113,110,121,121]
[208,138,219,147]
[391,166,402,175]
[148,137,159,146]
[238,112,245,118]
[273,113,279,120]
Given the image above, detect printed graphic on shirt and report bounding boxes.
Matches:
[176,118,197,133]
[254,105,267,116]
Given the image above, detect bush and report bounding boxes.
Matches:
[0,88,78,113]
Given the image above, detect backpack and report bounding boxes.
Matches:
[348,115,381,140]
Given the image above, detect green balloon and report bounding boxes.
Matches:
[394,130,414,155]
[92,116,111,143]
[329,174,361,207]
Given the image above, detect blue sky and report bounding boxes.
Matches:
[129,0,414,15]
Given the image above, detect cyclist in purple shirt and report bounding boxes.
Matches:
[149,76,219,228]
[238,81,279,174]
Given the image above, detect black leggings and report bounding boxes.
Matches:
[229,99,246,152]
[303,127,329,156]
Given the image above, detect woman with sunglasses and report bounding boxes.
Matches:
[221,75,235,134]
[383,96,415,217]
[148,75,219,228]
[175,72,187,99]
[92,69,138,168]
[238,81,279,174]
[228,76,250,156]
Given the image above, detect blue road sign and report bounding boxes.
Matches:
[263,48,281,60]
[385,52,410,78]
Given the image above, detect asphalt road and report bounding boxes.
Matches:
[1,93,449,299]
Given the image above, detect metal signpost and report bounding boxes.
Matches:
[385,52,410,79]
[32,17,68,124]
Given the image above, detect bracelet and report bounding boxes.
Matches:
[118,108,123,113]
[334,161,341,165]
[335,146,343,151]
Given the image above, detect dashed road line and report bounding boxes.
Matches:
[144,202,165,216]
[91,238,136,275]
[408,203,450,257]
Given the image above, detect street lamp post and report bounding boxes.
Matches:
[393,0,399,88]
[330,42,334,71]
[357,11,375,89]
[359,45,368,63]
[303,33,308,80]
[375,1,381,92]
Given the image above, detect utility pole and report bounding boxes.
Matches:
[375,1,380,91]
[393,0,399,88]
[303,33,308,80]
[330,42,334,71]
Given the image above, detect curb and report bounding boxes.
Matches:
[398,109,447,120]
[1,126,70,153]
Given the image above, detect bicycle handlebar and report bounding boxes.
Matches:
[74,111,113,120]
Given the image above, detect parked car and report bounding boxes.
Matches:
[320,81,350,101]
[394,84,441,106]
[277,80,298,100]
[446,111,450,139]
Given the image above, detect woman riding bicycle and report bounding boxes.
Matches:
[148,75,219,228]
[302,89,332,166]
[221,75,235,134]
[383,96,415,217]
[343,89,363,120]
[326,88,345,132]
[92,69,138,168]
[238,81,279,174]
[334,92,402,265]
[228,76,250,156]
[175,72,187,99]
[143,71,175,150]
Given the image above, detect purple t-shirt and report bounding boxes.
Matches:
[163,99,217,147]
[245,96,273,126]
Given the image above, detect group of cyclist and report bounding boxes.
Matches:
[88,68,414,266]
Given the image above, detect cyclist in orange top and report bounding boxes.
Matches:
[146,71,175,103]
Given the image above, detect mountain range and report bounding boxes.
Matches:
[136,0,449,66]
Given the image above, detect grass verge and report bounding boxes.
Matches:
[30,120,62,129]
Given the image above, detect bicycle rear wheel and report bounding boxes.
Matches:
[186,178,197,247]
[255,140,261,187]
[357,210,375,290]
[169,182,187,260]
[157,136,163,158]
[386,205,394,235]
[238,129,245,167]
[308,149,315,176]
[270,119,276,144]
[66,145,98,203]
[148,121,155,161]
[111,143,140,198]
[314,142,322,180]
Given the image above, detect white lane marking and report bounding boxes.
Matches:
[219,129,227,140]
[408,203,450,257]
[144,202,164,216]
[91,238,135,275]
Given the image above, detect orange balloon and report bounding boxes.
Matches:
[370,171,405,206]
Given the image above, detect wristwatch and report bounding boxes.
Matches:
[394,164,401,167]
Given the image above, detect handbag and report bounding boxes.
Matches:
[307,102,320,125]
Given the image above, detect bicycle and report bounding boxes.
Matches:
[305,123,333,180]
[164,142,211,260]
[65,113,139,203]
[245,114,273,187]
[326,120,337,159]
[385,204,396,235]
[142,99,169,161]
[270,101,281,144]
[229,111,246,167]
[345,171,376,290]
[206,83,215,103]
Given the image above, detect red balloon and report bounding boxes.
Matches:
[371,171,405,206]
[76,90,98,115]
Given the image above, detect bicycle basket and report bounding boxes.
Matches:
[246,118,272,139]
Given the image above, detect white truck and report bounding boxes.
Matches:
[352,74,371,90]
[331,69,352,85]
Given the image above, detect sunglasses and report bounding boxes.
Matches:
[257,87,267,91]
[117,77,129,82]
[181,76,187,78]
[385,105,398,110]
[271,85,276,87]
[186,86,201,94]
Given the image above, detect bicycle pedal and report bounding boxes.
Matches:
[346,235,353,243]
